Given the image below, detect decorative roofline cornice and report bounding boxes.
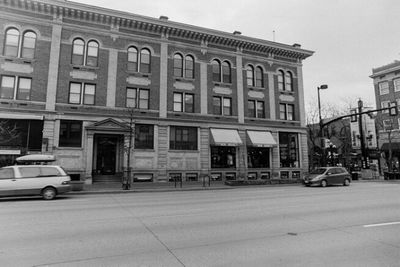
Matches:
[370,60,400,78]
[1,0,314,60]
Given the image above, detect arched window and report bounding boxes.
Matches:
[222,61,231,83]
[285,72,293,91]
[255,66,264,88]
[185,55,194,79]
[246,65,254,86]
[72,38,85,65]
[4,28,20,57]
[140,48,151,73]
[212,60,221,82]
[278,70,285,91]
[173,53,183,77]
[127,46,138,72]
[21,31,36,59]
[86,40,99,67]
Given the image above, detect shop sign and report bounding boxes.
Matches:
[0,149,20,155]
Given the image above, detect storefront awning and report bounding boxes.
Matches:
[247,131,277,147]
[210,128,243,146]
[0,112,43,120]
[381,142,400,151]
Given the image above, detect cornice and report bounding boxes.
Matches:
[0,0,314,61]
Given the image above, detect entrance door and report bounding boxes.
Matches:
[96,136,117,175]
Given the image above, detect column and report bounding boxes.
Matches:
[297,65,306,127]
[106,48,118,107]
[85,133,94,184]
[200,61,208,115]
[159,41,168,118]
[267,72,276,120]
[45,24,62,111]
[236,53,244,123]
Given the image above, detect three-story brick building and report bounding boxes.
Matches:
[0,0,313,183]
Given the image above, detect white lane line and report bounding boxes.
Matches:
[363,221,400,228]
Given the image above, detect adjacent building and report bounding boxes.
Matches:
[0,0,313,183]
[371,60,400,172]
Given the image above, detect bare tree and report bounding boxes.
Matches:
[122,108,135,190]
[0,120,21,146]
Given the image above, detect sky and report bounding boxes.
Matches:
[73,0,400,111]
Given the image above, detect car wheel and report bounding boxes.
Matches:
[42,187,57,200]
[343,178,350,186]
[320,180,327,187]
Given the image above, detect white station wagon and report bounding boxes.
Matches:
[0,165,71,200]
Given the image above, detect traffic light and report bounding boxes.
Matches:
[389,102,398,116]
[350,109,357,122]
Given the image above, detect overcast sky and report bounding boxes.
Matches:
[74,0,400,110]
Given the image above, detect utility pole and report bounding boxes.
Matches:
[357,99,368,169]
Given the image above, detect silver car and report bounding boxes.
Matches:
[303,167,352,187]
[0,165,71,200]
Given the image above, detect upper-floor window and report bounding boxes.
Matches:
[248,100,265,118]
[127,47,138,72]
[246,65,264,87]
[135,124,154,149]
[379,81,389,95]
[72,38,99,67]
[279,103,295,120]
[278,70,293,92]
[126,88,149,109]
[173,53,195,79]
[69,82,96,105]
[212,59,231,83]
[213,96,232,116]
[140,48,151,73]
[0,75,32,100]
[3,28,37,59]
[381,101,390,114]
[127,47,151,73]
[394,78,400,92]
[170,126,197,150]
[173,92,194,113]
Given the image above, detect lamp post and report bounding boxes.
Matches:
[317,84,328,166]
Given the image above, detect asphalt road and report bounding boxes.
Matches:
[1,182,399,267]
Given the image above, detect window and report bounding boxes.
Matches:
[173,53,183,77]
[3,28,19,57]
[185,55,194,79]
[135,124,154,149]
[126,88,149,109]
[213,96,232,116]
[212,59,231,83]
[279,103,295,120]
[247,65,264,87]
[248,147,270,168]
[211,146,236,168]
[59,120,82,147]
[0,168,14,179]
[248,100,265,118]
[170,126,197,150]
[379,81,389,95]
[3,28,37,59]
[279,132,299,168]
[278,70,293,91]
[127,47,138,72]
[69,82,95,105]
[0,75,31,100]
[140,48,151,73]
[21,31,37,59]
[381,101,390,114]
[397,99,400,111]
[72,38,99,67]
[173,92,194,113]
[394,79,400,92]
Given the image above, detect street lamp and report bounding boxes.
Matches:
[317,84,328,166]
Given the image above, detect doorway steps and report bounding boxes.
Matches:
[93,174,122,183]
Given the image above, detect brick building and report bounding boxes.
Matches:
[0,0,313,183]
[371,60,400,172]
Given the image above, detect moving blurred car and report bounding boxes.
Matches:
[0,165,71,200]
[303,167,351,187]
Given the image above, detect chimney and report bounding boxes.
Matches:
[292,43,301,48]
[159,15,169,21]
[233,31,242,35]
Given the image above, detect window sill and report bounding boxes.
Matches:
[126,71,152,77]
[248,86,265,90]
[213,82,232,87]
[0,56,36,64]
[71,64,99,71]
[174,77,195,82]
[279,90,295,95]
[56,147,83,150]
[169,150,200,153]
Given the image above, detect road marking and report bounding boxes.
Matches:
[363,221,400,228]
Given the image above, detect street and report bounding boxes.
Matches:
[1,182,400,267]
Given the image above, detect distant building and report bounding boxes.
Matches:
[0,0,313,184]
[370,60,400,172]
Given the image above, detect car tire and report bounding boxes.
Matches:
[42,187,57,200]
[343,178,350,186]
[320,180,327,187]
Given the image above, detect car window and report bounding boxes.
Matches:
[310,168,326,174]
[40,167,61,177]
[0,168,14,179]
[19,167,41,178]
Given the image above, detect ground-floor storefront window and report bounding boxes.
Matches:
[279,132,299,168]
[211,146,236,168]
[247,147,270,168]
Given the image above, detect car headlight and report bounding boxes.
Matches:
[311,176,321,181]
